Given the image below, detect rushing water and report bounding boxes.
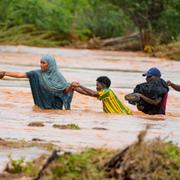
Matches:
[0,45,180,152]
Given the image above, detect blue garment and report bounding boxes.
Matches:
[26,55,73,110]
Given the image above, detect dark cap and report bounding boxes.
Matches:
[142,67,161,77]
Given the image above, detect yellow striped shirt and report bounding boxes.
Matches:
[98,89,132,114]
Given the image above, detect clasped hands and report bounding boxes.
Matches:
[0,71,5,79]
[71,81,80,88]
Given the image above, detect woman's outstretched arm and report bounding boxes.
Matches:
[2,71,27,78]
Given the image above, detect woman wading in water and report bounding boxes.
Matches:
[0,54,76,110]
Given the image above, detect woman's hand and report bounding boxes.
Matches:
[0,71,5,79]
[64,82,79,94]
[71,81,79,88]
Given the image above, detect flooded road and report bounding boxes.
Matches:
[0,45,180,152]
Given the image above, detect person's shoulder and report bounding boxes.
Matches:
[108,88,119,97]
[155,78,167,86]
[103,88,113,94]
[160,78,166,83]
[98,88,106,95]
[136,82,147,86]
[108,88,115,93]
[98,88,110,99]
[160,78,169,90]
[104,88,111,91]
[26,69,41,78]
[98,88,110,92]
[134,82,148,90]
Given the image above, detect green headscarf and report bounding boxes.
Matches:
[41,54,70,95]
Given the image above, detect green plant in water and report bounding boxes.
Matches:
[43,148,113,180]
[45,142,55,151]
[6,155,34,174]
[164,141,180,163]
[6,155,25,174]
[53,123,80,130]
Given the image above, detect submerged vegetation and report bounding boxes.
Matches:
[41,148,113,179]
[0,0,180,59]
[52,123,80,130]
[28,121,45,127]
[2,130,180,179]
[5,155,33,174]
[5,154,48,178]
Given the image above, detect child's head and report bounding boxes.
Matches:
[96,76,111,91]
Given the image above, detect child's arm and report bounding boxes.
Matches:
[71,82,99,97]
[74,87,90,95]
[64,82,89,95]
[78,85,99,97]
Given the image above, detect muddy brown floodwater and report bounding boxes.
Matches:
[0,46,180,164]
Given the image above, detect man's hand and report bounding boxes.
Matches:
[0,71,5,79]
[134,93,142,98]
[137,105,144,111]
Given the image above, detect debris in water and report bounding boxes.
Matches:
[28,122,45,127]
[52,124,80,130]
[92,127,108,130]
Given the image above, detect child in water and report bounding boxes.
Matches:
[73,76,132,114]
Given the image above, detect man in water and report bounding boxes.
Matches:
[125,67,169,115]
[73,76,132,114]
